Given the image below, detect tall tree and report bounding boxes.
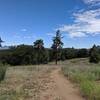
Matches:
[51,30,63,64]
[33,39,44,49]
[0,37,4,47]
[33,39,44,64]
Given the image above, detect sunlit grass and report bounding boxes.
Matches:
[62,58,100,100]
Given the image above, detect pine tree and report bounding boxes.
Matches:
[33,39,44,49]
[33,39,44,64]
[51,30,63,64]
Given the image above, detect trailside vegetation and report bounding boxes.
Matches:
[89,45,100,63]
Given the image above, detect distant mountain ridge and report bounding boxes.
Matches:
[0,46,9,50]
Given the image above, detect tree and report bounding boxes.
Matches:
[33,39,46,64]
[0,37,4,47]
[89,45,100,63]
[77,49,89,58]
[51,30,63,64]
[63,48,77,59]
[33,39,44,49]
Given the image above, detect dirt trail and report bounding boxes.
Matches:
[40,68,85,100]
[51,69,84,100]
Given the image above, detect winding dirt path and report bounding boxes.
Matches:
[40,68,85,100]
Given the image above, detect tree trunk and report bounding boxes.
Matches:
[55,48,58,65]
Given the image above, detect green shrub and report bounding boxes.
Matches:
[80,80,95,99]
[85,72,97,81]
[69,72,86,83]
[89,45,100,63]
[80,81,100,100]
[0,64,7,82]
[91,67,100,80]
[93,85,100,100]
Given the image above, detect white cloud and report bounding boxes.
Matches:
[21,29,27,32]
[46,33,55,37]
[58,0,100,38]
[23,36,34,39]
[83,0,100,6]
[59,8,100,38]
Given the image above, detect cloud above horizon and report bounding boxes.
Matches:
[83,0,100,6]
[58,0,100,38]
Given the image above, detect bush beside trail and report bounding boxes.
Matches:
[0,63,7,82]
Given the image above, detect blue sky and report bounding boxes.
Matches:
[0,0,100,48]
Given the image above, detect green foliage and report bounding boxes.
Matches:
[0,45,49,65]
[89,45,100,63]
[70,72,87,83]
[62,48,77,59]
[0,44,97,66]
[51,30,63,64]
[60,48,89,60]
[0,64,7,82]
[77,49,89,58]
[33,39,44,49]
[94,85,100,100]
[80,81,100,100]
[90,66,100,81]
[33,39,49,64]
[80,80,95,99]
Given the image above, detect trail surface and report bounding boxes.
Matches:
[40,68,85,100]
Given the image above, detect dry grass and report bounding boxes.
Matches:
[0,65,56,100]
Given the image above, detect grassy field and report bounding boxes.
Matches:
[0,58,100,100]
[62,58,100,100]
